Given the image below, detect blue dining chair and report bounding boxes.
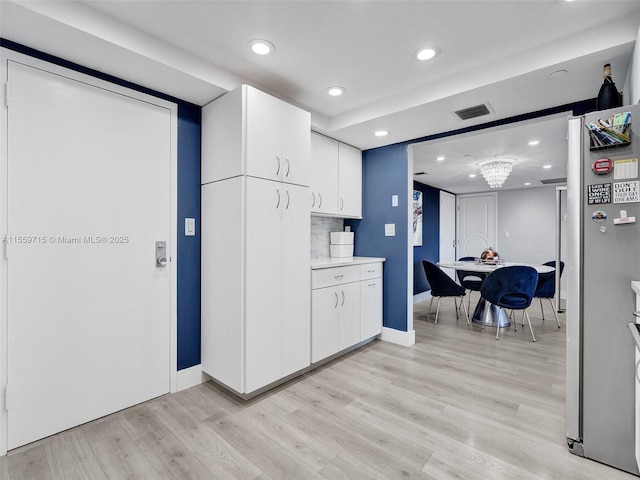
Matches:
[456,256,487,312]
[534,260,565,328]
[480,266,538,341]
[423,261,470,325]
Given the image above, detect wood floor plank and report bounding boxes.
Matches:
[146,393,263,480]
[43,430,107,480]
[82,416,163,480]
[4,444,54,480]
[119,405,217,480]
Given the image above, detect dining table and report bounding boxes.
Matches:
[437,260,555,328]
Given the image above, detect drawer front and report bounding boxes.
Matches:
[360,262,382,280]
[312,265,360,289]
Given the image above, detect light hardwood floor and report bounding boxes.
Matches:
[2,297,637,479]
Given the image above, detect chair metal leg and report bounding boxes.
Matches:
[460,296,470,325]
[548,298,561,328]
[539,297,545,321]
[496,307,503,340]
[428,296,434,318]
[454,297,459,319]
[525,310,536,342]
[434,297,442,324]
[514,312,518,332]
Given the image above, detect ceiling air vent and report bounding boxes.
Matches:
[541,177,567,185]
[454,104,491,121]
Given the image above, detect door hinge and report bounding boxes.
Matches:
[3,82,8,108]
[4,385,9,411]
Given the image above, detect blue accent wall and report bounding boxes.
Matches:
[413,182,440,295]
[2,39,202,371]
[347,144,409,332]
[176,104,202,370]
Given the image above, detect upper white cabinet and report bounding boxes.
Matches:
[202,84,310,186]
[310,133,339,215]
[310,132,362,218]
[338,142,363,218]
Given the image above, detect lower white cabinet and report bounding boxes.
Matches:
[311,261,383,364]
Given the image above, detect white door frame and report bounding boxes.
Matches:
[0,49,179,455]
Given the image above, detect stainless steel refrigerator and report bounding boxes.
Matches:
[566,104,640,475]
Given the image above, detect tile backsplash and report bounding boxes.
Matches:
[311,217,344,259]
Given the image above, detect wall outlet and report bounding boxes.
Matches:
[385,223,396,236]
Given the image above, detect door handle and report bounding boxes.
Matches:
[334,292,339,308]
[285,190,290,209]
[275,155,281,176]
[340,197,344,211]
[276,189,281,209]
[341,290,345,306]
[156,241,167,267]
[318,193,323,208]
[285,158,291,177]
[311,192,316,208]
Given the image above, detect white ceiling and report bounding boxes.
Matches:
[2,0,640,193]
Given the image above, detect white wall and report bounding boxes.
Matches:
[496,185,568,300]
[497,186,565,265]
[623,25,640,105]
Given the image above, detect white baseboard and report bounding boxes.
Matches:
[176,364,205,392]
[380,326,415,347]
[413,291,432,304]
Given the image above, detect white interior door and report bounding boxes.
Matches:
[456,193,497,259]
[6,60,172,449]
[439,191,456,280]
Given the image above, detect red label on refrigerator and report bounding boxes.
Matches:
[592,158,613,174]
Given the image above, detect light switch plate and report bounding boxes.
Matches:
[392,195,399,207]
[185,218,196,236]
[385,223,395,236]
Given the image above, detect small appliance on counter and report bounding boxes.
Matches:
[330,231,354,258]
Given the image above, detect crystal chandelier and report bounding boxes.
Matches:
[478,159,516,188]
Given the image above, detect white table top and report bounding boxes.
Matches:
[438,260,555,274]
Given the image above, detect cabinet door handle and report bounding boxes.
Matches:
[341,290,345,306]
[318,193,323,208]
[275,155,281,176]
[285,158,291,177]
[311,192,316,207]
[334,274,344,280]
[340,197,344,211]
[285,190,290,209]
[368,283,376,287]
[276,188,281,209]
[334,292,339,308]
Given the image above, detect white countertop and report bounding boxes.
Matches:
[311,256,385,270]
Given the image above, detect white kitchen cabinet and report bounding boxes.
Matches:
[202,84,310,186]
[338,142,362,218]
[360,264,383,340]
[310,132,338,215]
[310,132,362,218]
[201,85,311,396]
[311,260,383,364]
[311,267,361,363]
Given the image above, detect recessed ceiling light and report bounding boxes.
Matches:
[469,174,476,178]
[326,86,346,96]
[374,130,388,137]
[528,140,540,146]
[436,156,445,161]
[248,39,275,55]
[524,182,532,186]
[543,165,552,169]
[414,46,440,61]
